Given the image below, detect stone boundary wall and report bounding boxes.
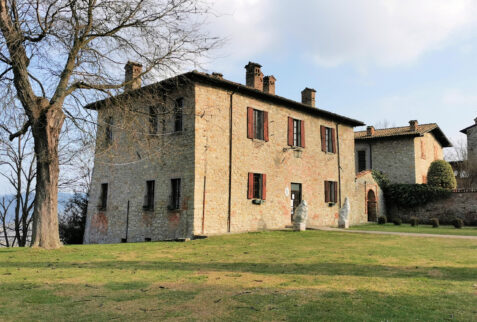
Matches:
[388,192,477,226]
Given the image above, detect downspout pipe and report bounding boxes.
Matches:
[227,87,239,232]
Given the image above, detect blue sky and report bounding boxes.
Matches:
[204,0,477,146]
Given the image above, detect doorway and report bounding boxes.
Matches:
[367,189,377,222]
[291,183,302,221]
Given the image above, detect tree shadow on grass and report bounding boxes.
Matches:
[0,260,475,281]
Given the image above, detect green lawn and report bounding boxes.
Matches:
[350,223,477,236]
[1,231,476,321]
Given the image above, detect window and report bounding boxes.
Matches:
[247,107,269,141]
[324,181,337,203]
[105,116,113,145]
[170,178,181,210]
[99,183,108,210]
[321,126,336,153]
[247,173,266,200]
[149,106,158,135]
[144,180,155,210]
[174,98,183,132]
[287,117,305,147]
[358,150,367,172]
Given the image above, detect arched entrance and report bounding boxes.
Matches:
[367,190,377,222]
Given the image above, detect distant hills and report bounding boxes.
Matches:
[0,192,74,222]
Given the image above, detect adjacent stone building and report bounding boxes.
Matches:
[354,121,452,184]
[461,118,477,163]
[84,62,378,244]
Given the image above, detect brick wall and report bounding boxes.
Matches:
[388,192,477,226]
[84,86,197,244]
[355,133,444,184]
[194,83,364,234]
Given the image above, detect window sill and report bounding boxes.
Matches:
[252,199,265,205]
[327,202,336,207]
[142,207,154,212]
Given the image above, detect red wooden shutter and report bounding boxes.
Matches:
[288,117,293,146]
[324,181,329,202]
[247,107,253,139]
[333,182,338,203]
[261,174,266,200]
[300,120,305,148]
[247,173,254,199]
[264,111,269,142]
[320,126,326,152]
[331,127,336,153]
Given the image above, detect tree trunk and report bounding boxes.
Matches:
[30,103,65,249]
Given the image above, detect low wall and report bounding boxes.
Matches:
[388,192,477,226]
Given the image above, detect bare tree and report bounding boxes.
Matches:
[0,196,14,247]
[0,0,218,248]
[0,106,35,246]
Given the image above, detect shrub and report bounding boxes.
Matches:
[430,218,439,228]
[384,184,451,209]
[392,218,402,225]
[427,160,457,190]
[410,217,419,227]
[378,216,387,225]
[372,170,390,189]
[452,218,464,229]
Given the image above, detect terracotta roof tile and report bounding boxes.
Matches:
[355,123,452,147]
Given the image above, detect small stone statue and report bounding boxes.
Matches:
[338,197,350,229]
[293,200,308,231]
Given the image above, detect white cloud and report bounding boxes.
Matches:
[208,0,477,68]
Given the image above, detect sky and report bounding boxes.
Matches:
[203,0,477,147]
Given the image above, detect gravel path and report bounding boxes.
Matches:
[312,226,477,240]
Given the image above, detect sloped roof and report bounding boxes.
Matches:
[460,122,477,134]
[85,71,364,127]
[355,123,452,147]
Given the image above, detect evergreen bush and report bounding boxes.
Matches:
[377,216,387,225]
[427,160,457,190]
[430,218,439,228]
[452,218,464,229]
[392,218,402,225]
[410,217,419,227]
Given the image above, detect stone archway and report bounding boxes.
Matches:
[367,189,377,222]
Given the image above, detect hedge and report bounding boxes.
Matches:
[384,184,452,209]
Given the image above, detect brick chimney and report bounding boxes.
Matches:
[301,88,316,107]
[124,61,142,91]
[245,62,263,91]
[263,75,276,95]
[367,126,375,136]
[409,120,418,131]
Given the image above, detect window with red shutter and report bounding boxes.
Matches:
[247,107,253,139]
[263,111,269,142]
[288,117,293,146]
[321,126,326,152]
[324,181,338,203]
[248,173,266,200]
[331,128,336,153]
[300,120,305,148]
[247,173,254,199]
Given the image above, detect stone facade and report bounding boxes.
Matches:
[355,122,448,184]
[388,192,477,226]
[84,64,375,244]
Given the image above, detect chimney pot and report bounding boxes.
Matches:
[367,126,375,136]
[245,62,263,91]
[409,120,418,131]
[263,75,276,95]
[301,88,316,107]
[124,61,142,91]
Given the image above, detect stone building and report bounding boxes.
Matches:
[460,118,477,163]
[84,62,379,244]
[354,121,452,184]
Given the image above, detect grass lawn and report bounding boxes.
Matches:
[1,231,476,321]
[350,223,477,236]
